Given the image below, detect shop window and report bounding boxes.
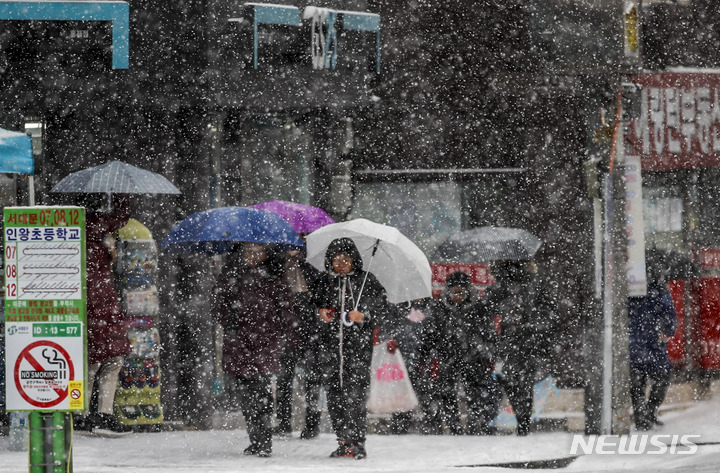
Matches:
[350,181,462,258]
[643,189,683,234]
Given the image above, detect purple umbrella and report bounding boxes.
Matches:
[249,200,335,234]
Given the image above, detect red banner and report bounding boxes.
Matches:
[624,72,720,170]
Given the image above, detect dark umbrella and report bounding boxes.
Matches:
[646,248,699,282]
[160,206,304,255]
[432,226,542,263]
[50,161,181,194]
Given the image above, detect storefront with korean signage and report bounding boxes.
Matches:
[625,70,720,371]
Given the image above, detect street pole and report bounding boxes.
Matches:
[605,111,632,434]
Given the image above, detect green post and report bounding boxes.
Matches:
[29,412,44,473]
[52,411,67,473]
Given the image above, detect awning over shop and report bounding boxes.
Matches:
[0,0,130,69]
[0,127,33,175]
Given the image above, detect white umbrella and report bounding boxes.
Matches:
[306,218,432,304]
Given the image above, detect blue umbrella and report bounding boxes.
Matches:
[0,127,33,175]
[50,160,181,194]
[160,206,304,255]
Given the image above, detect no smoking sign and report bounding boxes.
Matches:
[14,340,76,409]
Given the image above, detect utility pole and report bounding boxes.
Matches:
[585,0,643,435]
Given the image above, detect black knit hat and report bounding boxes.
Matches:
[445,271,472,289]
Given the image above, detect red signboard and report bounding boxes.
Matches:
[430,263,493,298]
[694,277,720,369]
[624,72,720,171]
[696,248,720,269]
[667,280,686,363]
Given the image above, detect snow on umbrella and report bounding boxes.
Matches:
[433,226,542,263]
[249,200,335,234]
[160,206,304,256]
[50,161,181,195]
[306,218,432,304]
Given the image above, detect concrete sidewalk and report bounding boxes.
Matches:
[538,379,720,433]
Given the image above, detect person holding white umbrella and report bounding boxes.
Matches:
[306,219,432,459]
[310,238,389,460]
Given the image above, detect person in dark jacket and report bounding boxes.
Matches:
[273,245,323,438]
[628,281,678,430]
[213,242,294,457]
[311,237,388,460]
[484,260,555,436]
[418,271,500,435]
[383,297,435,434]
[83,194,131,433]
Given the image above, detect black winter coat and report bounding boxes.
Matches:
[419,285,497,379]
[482,271,556,377]
[311,269,388,375]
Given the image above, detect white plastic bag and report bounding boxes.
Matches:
[367,343,419,414]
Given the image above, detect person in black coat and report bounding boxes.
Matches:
[484,260,555,436]
[212,242,294,457]
[383,297,435,434]
[628,280,678,430]
[311,237,388,460]
[273,246,323,438]
[418,271,500,435]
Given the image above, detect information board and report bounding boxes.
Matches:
[4,206,86,411]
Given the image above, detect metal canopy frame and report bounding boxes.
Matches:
[0,0,130,69]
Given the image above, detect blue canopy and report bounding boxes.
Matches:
[0,128,33,175]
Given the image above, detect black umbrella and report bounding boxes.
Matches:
[51,161,181,195]
[432,226,542,263]
[646,248,699,282]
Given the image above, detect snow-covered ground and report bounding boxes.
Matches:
[3,397,720,473]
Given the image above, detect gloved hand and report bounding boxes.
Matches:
[386,339,399,354]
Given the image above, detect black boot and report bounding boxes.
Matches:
[300,411,320,439]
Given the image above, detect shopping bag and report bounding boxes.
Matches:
[367,343,419,414]
[490,375,558,431]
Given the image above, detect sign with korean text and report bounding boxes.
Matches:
[4,206,86,411]
[625,155,647,297]
[624,72,720,170]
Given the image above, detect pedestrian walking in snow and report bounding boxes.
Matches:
[212,242,294,457]
[628,279,678,431]
[419,271,500,435]
[484,260,555,436]
[273,245,323,438]
[383,297,436,434]
[311,237,389,459]
[80,194,132,434]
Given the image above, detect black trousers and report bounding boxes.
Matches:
[236,375,273,451]
[465,373,502,434]
[275,347,323,430]
[629,368,670,426]
[500,369,534,436]
[325,358,371,444]
[427,370,502,435]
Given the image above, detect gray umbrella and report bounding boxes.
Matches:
[432,226,542,263]
[51,161,181,194]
